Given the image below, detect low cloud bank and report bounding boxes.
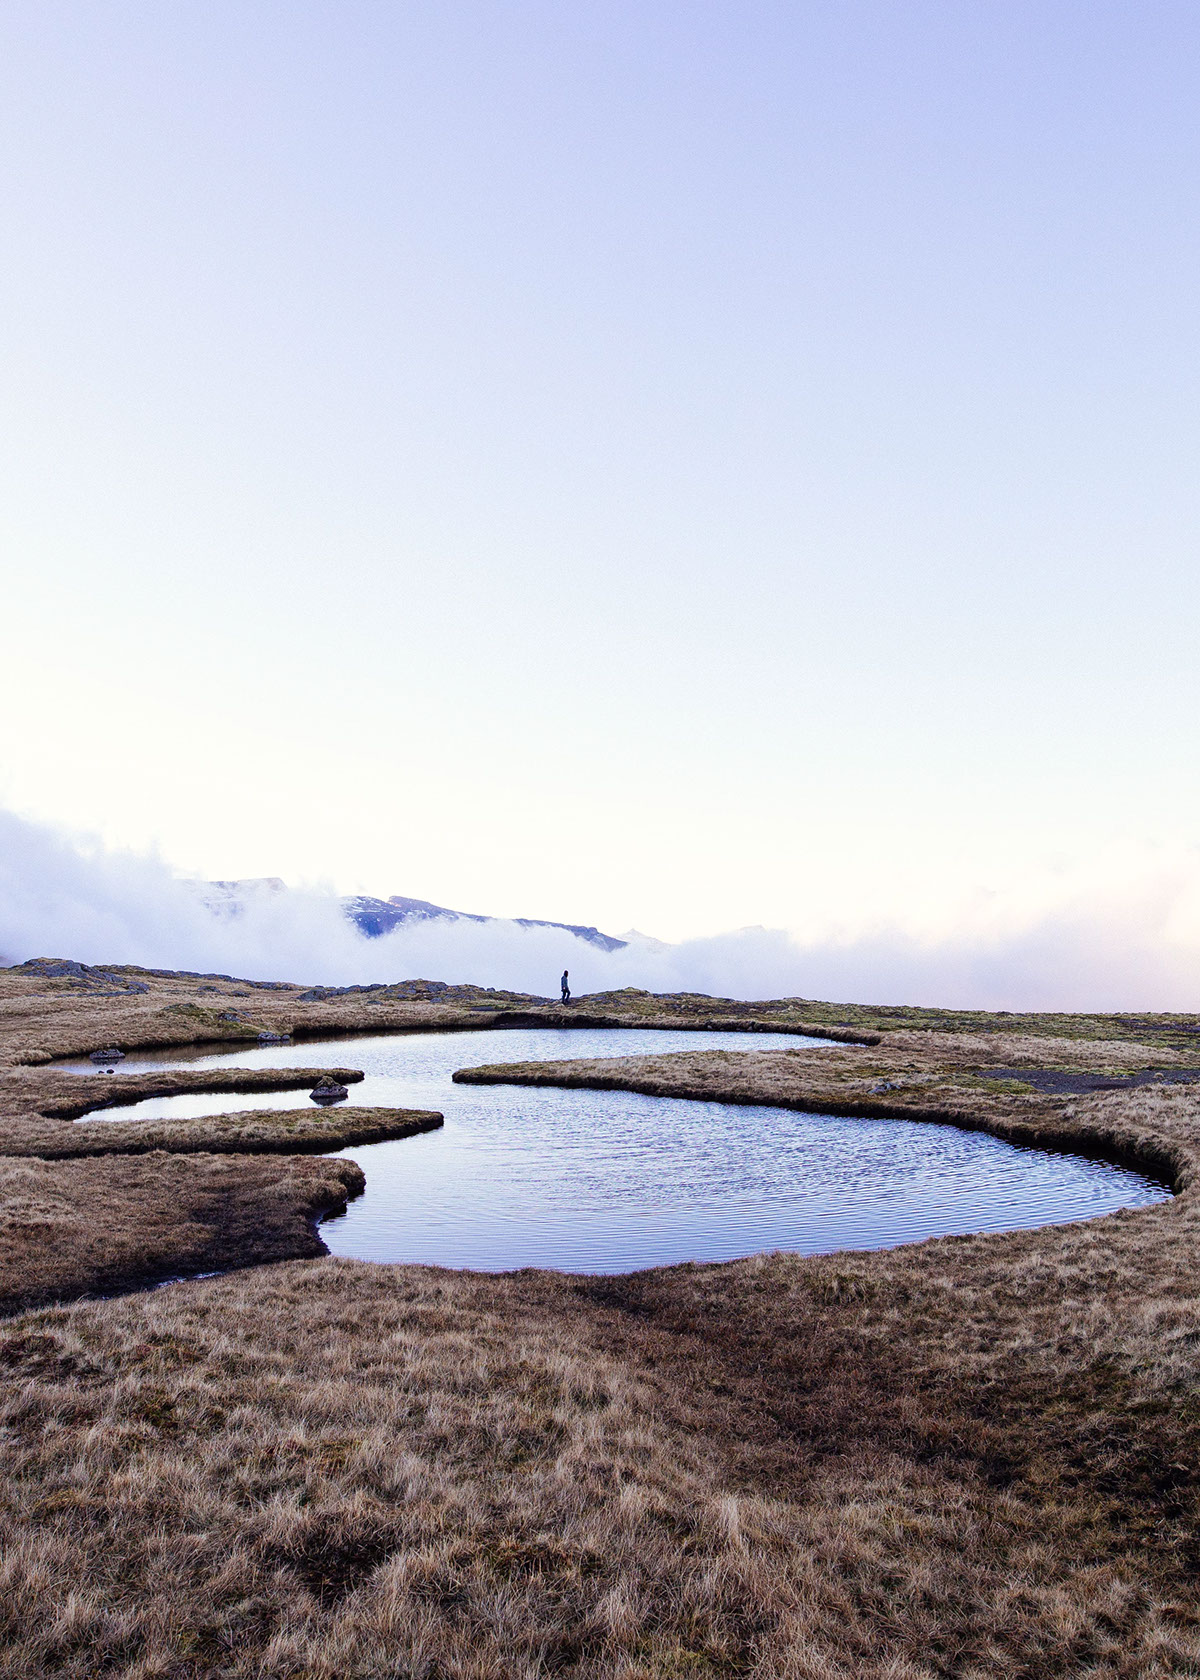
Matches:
[2,807,1200,1011]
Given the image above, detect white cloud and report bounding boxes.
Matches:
[2,805,1200,1011]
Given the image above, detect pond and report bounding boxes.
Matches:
[71,1026,1172,1274]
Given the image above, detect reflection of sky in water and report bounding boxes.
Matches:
[76,1028,1172,1275]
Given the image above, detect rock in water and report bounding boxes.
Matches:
[310,1076,349,1105]
[89,1047,125,1064]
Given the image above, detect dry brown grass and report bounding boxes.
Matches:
[5,964,1200,1672]
[0,1105,442,1160]
[0,1153,363,1315]
[0,1026,440,1304]
[0,1065,373,1156]
[0,964,514,1065]
[4,957,1196,1068]
[4,1244,1200,1679]
[18,1064,368,1120]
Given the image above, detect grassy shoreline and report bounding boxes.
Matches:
[5,961,1200,1674]
[455,1036,1197,1194]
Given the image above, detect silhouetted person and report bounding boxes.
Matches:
[561,970,571,1005]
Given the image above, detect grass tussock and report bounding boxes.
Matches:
[7,1254,1200,1679]
[0,1106,442,1160]
[0,1153,363,1315]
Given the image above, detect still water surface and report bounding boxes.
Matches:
[75,1028,1171,1274]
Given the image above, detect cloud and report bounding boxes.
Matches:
[2,806,1200,1011]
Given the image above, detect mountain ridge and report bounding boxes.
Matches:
[203,879,629,952]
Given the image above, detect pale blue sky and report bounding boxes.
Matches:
[3,2,1199,942]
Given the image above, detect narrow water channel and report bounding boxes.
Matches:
[69,1027,1172,1274]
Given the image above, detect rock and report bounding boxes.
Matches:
[310,1076,349,1105]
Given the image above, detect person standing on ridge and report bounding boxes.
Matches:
[561,970,571,1005]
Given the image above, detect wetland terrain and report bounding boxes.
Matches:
[4,958,1200,1675]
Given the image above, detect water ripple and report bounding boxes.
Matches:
[82,1026,1171,1274]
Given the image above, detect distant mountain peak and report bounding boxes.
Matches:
[196,878,630,952]
[343,892,627,951]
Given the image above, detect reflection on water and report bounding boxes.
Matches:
[74,1027,1171,1274]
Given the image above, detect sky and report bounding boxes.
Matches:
[3,2,1200,990]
